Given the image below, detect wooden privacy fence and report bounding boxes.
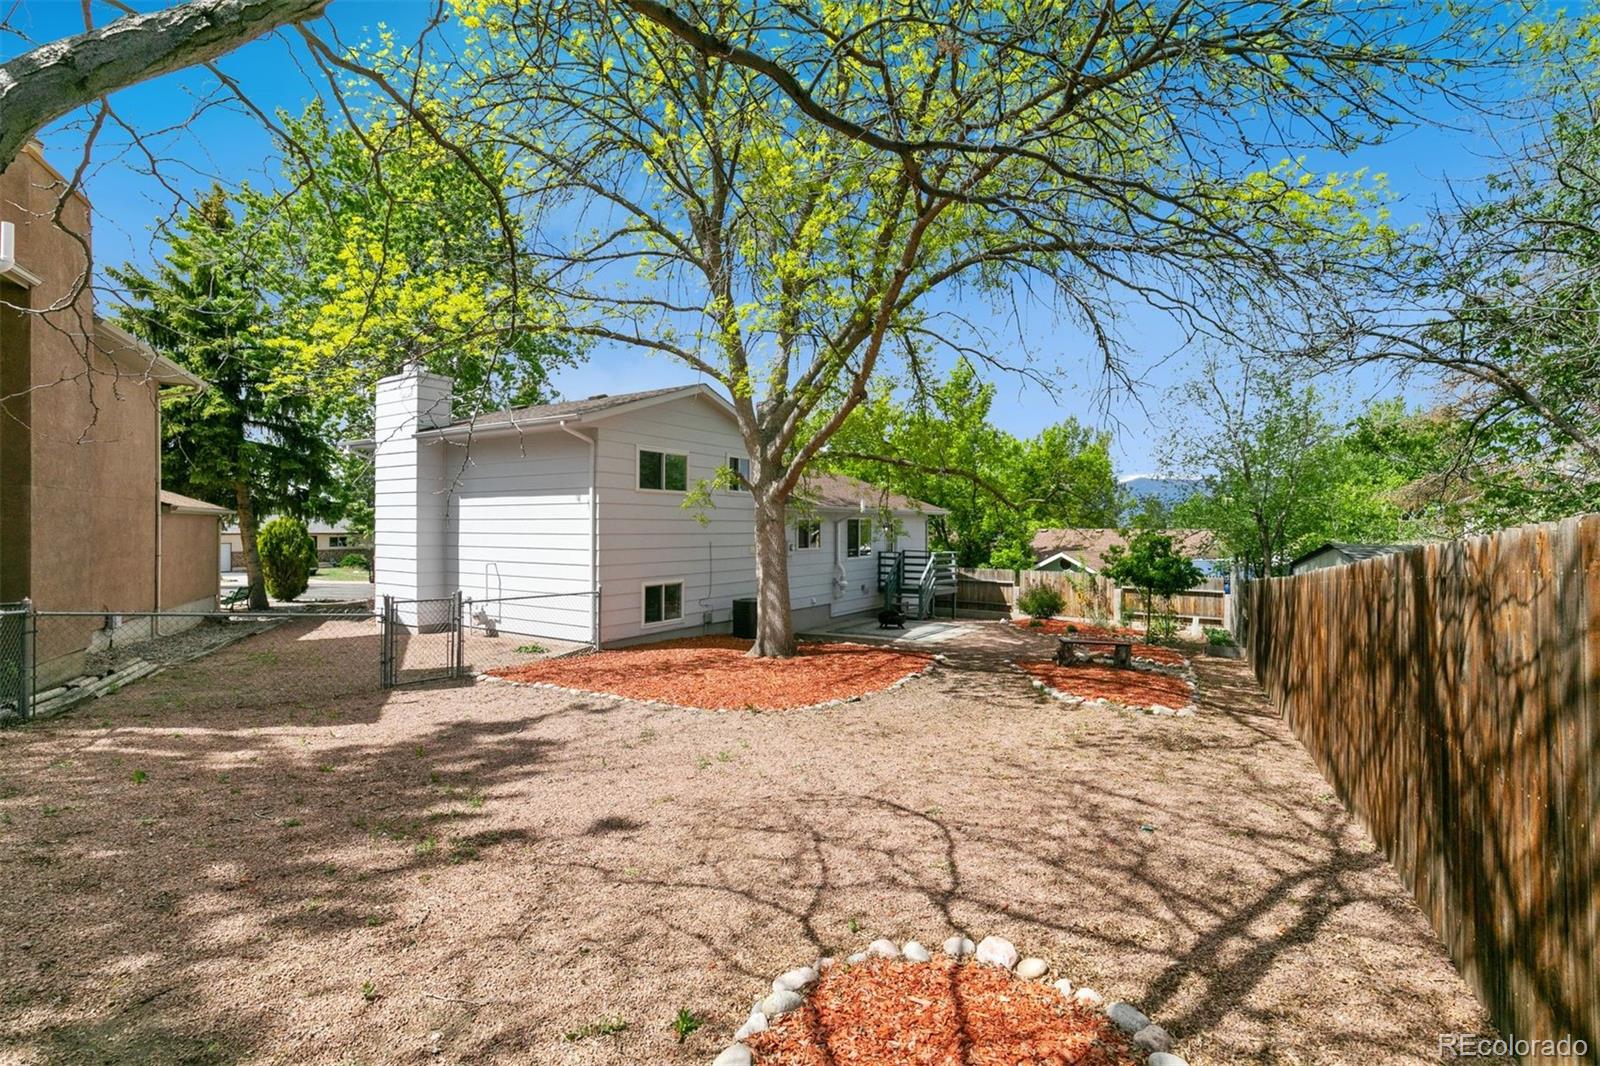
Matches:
[955,568,1121,619]
[1120,578,1226,626]
[958,568,1224,626]
[1240,514,1598,1055]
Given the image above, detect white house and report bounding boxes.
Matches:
[367,367,946,646]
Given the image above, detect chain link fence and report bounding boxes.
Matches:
[462,590,599,676]
[21,605,379,721]
[0,601,32,724]
[1,586,600,724]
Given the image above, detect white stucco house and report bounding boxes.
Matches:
[364,367,947,646]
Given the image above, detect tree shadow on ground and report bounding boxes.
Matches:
[0,621,1504,1064]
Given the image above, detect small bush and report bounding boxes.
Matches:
[1147,609,1180,644]
[257,517,316,601]
[339,552,367,569]
[1017,582,1065,620]
[1203,626,1235,647]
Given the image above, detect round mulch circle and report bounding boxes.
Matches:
[1017,660,1194,711]
[487,636,933,710]
[747,957,1142,1065]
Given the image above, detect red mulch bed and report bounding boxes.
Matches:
[748,958,1142,1065]
[487,636,932,710]
[1011,619,1187,666]
[1018,660,1194,710]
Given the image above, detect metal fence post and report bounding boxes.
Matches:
[20,598,34,720]
[454,589,465,679]
[380,594,393,689]
[592,586,602,651]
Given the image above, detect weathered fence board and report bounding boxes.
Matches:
[1242,515,1599,1056]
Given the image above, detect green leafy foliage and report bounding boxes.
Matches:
[1166,364,1451,575]
[110,188,338,609]
[257,517,315,601]
[824,362,1119,567]
[1102,530,1202,638]
[441,0,1476,654]
[669,1008,703,1044]
[1016,582,1065,621]
[246,100,580,435]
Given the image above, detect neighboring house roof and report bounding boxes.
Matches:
[222,515,351,536]
[797,472,947,516]
[1289,542,1410,570]
[93,319,208,391]
[159,490,232,516]
[1031,527,1218,572]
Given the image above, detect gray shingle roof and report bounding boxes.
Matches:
[1031,527,1219,571]
[447,386,701,429]
[797,472,946,515]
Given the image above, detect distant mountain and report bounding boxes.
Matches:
[1118,474,1205,520]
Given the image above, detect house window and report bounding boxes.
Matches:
[846,518,873,557]
[328,535,349,549]
[643,581,684,625]
[725,456,750,491]
[638,448,689,492]
[794,520,821,551]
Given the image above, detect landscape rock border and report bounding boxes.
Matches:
[482,649,946,714]
[712,933,1189,1066]
[1011,659,1200,717]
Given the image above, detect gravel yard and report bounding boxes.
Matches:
[0,619,1502,1065]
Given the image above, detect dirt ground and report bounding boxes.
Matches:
[0,619,1502,1065]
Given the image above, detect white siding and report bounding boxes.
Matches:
[373,374,941,646]
[595,394,758,643]
[443,430,595,645]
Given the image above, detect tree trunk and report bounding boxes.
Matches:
[0,0,330,172]
[233,482,269,610]
[749,489,796,657]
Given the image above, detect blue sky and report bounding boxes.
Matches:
[4,0,1510,473]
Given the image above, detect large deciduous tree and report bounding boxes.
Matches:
[249,100,578,430]
[451,0,1478,656]
[110,188,336,609]
[1164,366,1347,578]
[1312,14,1600,503]
[242,99,579,535]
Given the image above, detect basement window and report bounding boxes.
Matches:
[643,581,684,626]
[638,448,689,492]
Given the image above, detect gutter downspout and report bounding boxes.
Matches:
[559,421,599,648]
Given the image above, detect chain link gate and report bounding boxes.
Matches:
[0,600,33,723]
[381,592,464,688]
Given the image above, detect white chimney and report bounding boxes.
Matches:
[373,366,455,619]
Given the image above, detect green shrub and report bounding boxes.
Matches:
[1017,582,1065,620]
[339,552,368,569]
[1203,626,1235,647]
[257,517,315,601]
